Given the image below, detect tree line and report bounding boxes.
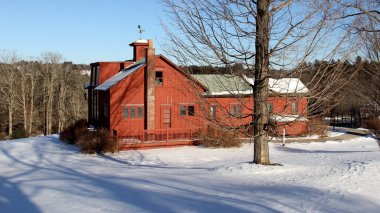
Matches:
[0,51,89,138]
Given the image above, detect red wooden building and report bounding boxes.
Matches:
[87,39,309,149]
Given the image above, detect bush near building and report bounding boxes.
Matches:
[60,120,117,154]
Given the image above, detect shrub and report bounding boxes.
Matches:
[60,119,88,144]
[197,126,242,148]
[0,132,7,140]
[60,120,117,154]
[366,117,380,143]
[11,125,29,139]
[76,128,117,154]
[308,118,328,138]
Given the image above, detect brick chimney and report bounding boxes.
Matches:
[129,40,148,62]
[145,39,155,130]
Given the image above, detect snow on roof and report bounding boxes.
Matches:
[95,59,146,91]
[132,39,148,44]
[271,78,308,94]
[191,74,308,96]
[244,76,309,94]
[271,114,308,122]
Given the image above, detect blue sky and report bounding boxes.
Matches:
[0,0,167,64]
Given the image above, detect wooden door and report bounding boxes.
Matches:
[162,108,171,128]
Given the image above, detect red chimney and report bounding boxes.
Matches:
[129,40,148,61]
[145,39,155,130]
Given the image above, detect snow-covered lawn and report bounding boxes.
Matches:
[1,135,379,213]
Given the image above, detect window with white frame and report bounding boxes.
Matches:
[267,102,273,113]
[292,101,298,113]
[231,104,242,118]
[210,106,216,118]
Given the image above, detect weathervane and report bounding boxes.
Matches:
[138,25,145,39]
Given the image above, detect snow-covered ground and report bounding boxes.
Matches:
[1,134,380,213]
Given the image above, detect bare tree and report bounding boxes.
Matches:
[0,51,20,136]
[40,52,62,135]
[0,50,89,138]
[56,63,87,133]
[15,60,39,133]
[26,61,40,134]
[163,0,379,164]
[355,13,380,109]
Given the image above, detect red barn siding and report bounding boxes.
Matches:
[204,96,254,127]
[98,62,133,85]
[88,39,310,143]
[154,57,204,130]
[202,96,308,130]
[109,66,145,134]
[277,121,309,136]
[269,96,308,116]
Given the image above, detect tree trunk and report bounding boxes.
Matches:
[44,95,48,135]
[253,0,270,165]
[47,90,53,135]
[8,102,13,137]
[21,80,28,131]
[28,73,35,135]
[57,83,66,133]
[44,70,55,135]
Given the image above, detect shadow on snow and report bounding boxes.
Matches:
[0,136,379,212]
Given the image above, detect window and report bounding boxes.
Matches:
[91,65,100,86]
[92,91,99,120]
[130,107,136,118]
[188,106,195,116]
[267,102,273,113]
[237,105,242,117]
[91,91,95,118]
[231,104,242,118]
[179,105,187,116]
[123,106,143,119]
[138,107,143,118]
[123,107,128,118]
[210,106,216,118]
[104,104,108,117]
[179,105,195,116]
[95,66,100,86]
[91,66,96,86]
[155,71,163,86]
[292,101,298,113]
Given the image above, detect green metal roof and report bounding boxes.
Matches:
[191,74,251,94]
